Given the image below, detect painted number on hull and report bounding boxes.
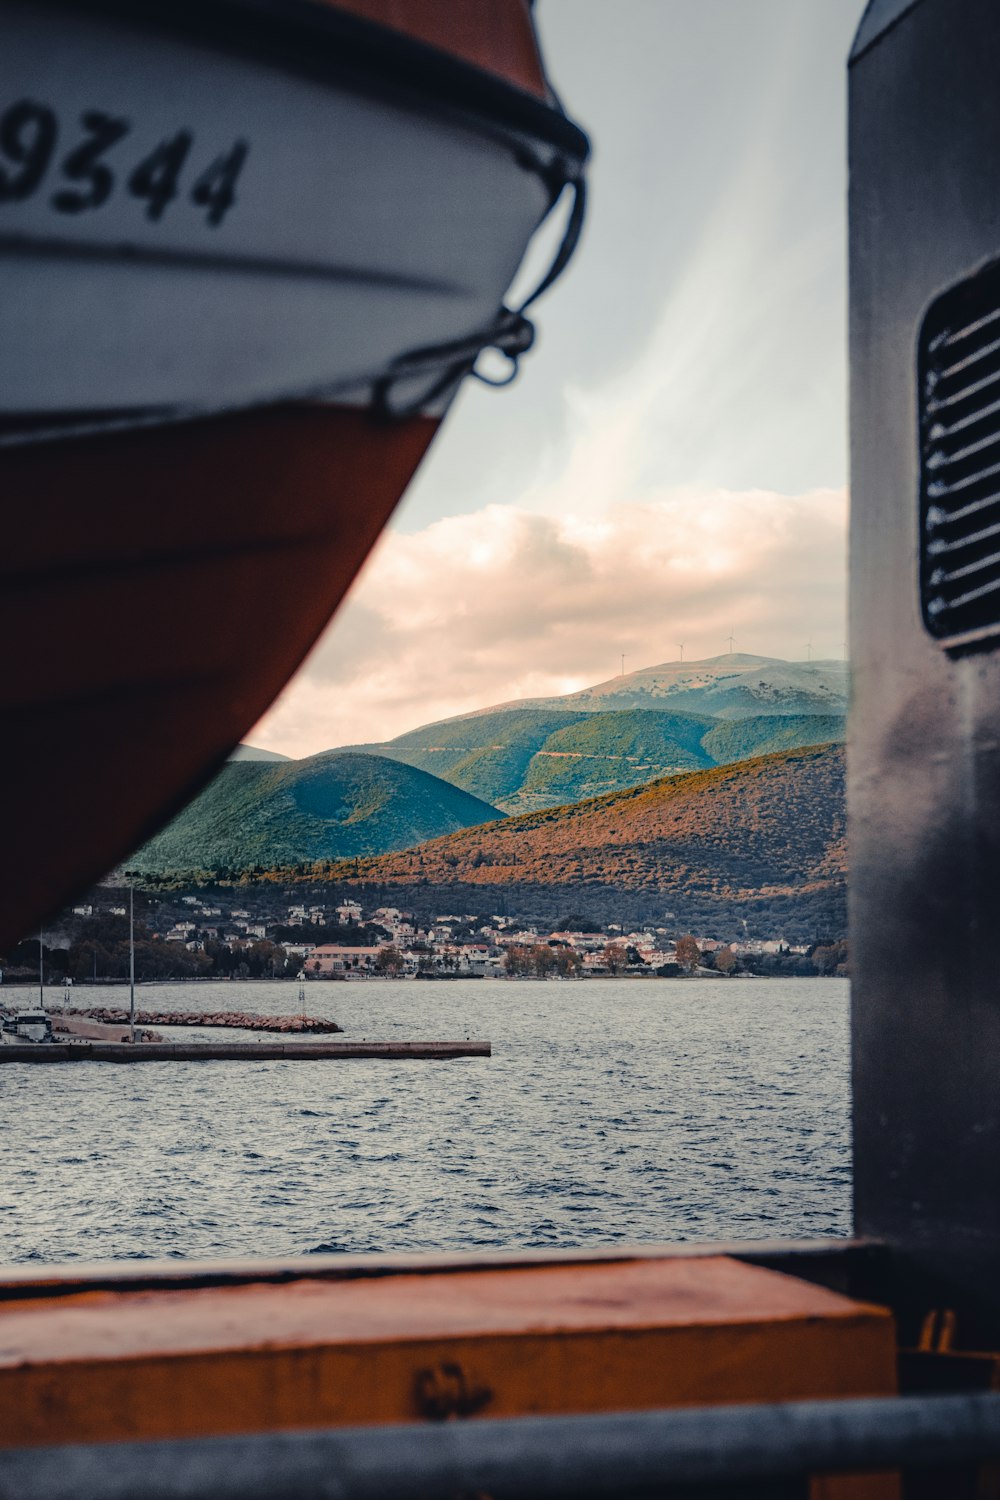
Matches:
[0,100,248,225]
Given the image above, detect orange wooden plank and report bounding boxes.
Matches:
[0,1255,899,1500]
[0,1257,892,1363]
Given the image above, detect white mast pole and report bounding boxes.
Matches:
[129,881,136,1043]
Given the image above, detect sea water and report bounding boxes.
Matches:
[0,977,850,1263]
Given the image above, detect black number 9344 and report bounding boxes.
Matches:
[0,99,249,226]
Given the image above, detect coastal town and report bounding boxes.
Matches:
[1,887,847,986]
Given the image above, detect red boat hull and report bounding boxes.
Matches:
[2,406,436,948]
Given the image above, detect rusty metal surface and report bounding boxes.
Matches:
[0,1236,883,1302]
[848,0,1000,1334]
[0,1258,897,1461]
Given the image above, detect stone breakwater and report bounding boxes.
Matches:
[57,1007,343,1034]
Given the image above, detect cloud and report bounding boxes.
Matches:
[250,485,846,758]
[248,3,850,762]
[245,4,851,762]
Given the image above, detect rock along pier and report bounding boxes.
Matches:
[0,1040,491,1064]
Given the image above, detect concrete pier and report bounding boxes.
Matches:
[0,1040,490,1064]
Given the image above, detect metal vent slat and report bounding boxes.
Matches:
[926,424,1000,470]
[928,457,1000,497]
[930,548,1000,586]
[929,392,1000,441]
[927,362,1000,423]
[927,514,1000,560]
[927,487,1000,533]
[936,331,1000,384]
[935,301,1000,350]
[920,262,1000,644]
[927,570,1000,621]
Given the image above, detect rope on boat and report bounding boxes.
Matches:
[373,171,587,419]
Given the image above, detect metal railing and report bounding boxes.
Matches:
[4,1393,1000,1500]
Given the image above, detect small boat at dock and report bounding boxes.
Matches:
[0,1010,54,1043]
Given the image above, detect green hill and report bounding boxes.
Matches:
[699,713,846,766]
[130,752,502,877]
[318,744,847,939]
[359,708,588,806]
[504,708,715,811]
[351,706,844,813]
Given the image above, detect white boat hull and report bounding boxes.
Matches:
[0,1,581,436]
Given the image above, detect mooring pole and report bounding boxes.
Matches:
[129,882,136,1044]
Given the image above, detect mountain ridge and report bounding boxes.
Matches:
[349,706,844,812]
[420,653,848,724]
[230,744,290,762]
[328,655,847,810]
[303,743,847,940]
[136,658,848,894]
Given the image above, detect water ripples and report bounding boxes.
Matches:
[0,977,850,1263]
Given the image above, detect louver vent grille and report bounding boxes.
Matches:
[920,262,1000,647]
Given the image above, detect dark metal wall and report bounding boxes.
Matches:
[849,0,1000,1325]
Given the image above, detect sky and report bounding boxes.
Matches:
[252,0,861,759]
